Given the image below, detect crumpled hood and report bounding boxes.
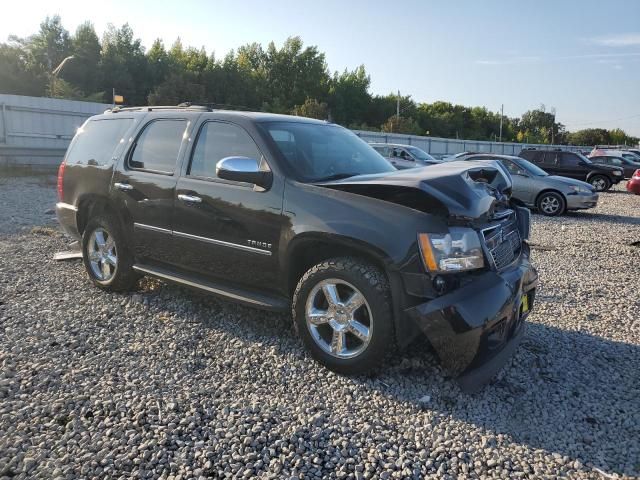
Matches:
[315,160,512,220]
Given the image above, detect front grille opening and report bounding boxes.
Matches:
[481,216,522,270]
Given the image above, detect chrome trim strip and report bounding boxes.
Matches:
[56,202,77,212]
[132,265,271,307]
[173,230,272,256]
[133,222,172,234]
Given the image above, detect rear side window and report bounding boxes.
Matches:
[541,152,557,165]
[129,119,188,173]
[66,118,133,166]
[189,121,262,179]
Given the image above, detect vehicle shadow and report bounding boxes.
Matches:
[563,210,640,225]
[140,280,639,478]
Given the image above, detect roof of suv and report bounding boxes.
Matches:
[105,104,330,125]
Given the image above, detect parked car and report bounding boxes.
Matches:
[369,143,442,169]
[588,154,640,179]
[626,169,640,194]
[590,148,640,161]
[518,148,624,192]
[457,154,598,216]
[626,148,640,157]
[56,105,537,391]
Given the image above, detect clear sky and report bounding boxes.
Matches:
[2,0,640,135]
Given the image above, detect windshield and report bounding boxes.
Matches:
[406,146,438,162]
[515,157,548,176]
[262,122,396,182]
[622,153,640,162]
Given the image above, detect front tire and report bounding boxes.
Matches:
[589,175,610,192]
[82,214,138,292]
[536,191,565,216]
[292,257,394,375]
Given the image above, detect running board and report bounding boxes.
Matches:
[132,264,289,312]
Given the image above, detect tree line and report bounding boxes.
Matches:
[1,16,637,146]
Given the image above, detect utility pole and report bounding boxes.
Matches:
[397,90,400,119]
[499,104,504,142]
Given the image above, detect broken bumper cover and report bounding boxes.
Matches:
[55,202,81,240]
[405,247,537,392]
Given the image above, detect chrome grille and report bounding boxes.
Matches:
[481,216,522,270]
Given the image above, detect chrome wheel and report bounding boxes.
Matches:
[87,227,117,281]
[590,178,607,191]
[305,279,373,359]
[540,195,561,214]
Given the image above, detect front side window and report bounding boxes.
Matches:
[129,119,187,173]
[66,118,133,166]
[262,122,395,182]
[189,121,262,179]
[559,153,579,166]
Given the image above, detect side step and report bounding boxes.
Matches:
[132,264,289,312]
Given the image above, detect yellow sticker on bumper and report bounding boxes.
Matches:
[521,294,529,314]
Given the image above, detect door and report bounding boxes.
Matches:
[556,152,585,180]
[111,117,192,265]
[171,120,285,292]
[500,159,536,204]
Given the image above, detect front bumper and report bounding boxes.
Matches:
[405,247,537,392]
[566,192,598,210]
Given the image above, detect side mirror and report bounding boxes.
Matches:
[216,156,272,189]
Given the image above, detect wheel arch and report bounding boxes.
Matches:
[76,194,130,238]
[284,233,412,348]
[534,188,566,207]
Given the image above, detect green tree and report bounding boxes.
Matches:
[381,115,422,135]
[0,42,46,95]
[62,22,102,99]
[329,66,371,125]
[100,24,148,105]
[291,98,328,119]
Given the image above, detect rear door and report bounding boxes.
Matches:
[111,115,196,265]
[171,119,285,293]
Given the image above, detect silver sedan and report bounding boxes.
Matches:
[458,154,598,216]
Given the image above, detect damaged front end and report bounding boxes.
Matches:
[319,161,538,391]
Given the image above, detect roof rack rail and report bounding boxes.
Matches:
[106,103,212,113]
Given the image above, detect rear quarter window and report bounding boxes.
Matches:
[65,118,134,166]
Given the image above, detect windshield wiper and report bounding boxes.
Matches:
[314,173,360,182]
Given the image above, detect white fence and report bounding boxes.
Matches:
[0,94,592,166]
[353,130,590,158]
[0,94,108,166]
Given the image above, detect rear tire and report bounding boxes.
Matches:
[589,175,610,192]
[292,257,394,375]
[536,191,565,216]
[82,214,139,292]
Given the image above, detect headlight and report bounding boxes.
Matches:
[613,171,622,176]
[418,228,485,273]
[569,185,592,194]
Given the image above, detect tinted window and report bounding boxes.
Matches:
[559,152,580,166]
[129,119,187,173]
[189,122,262,178]
[66,118,133,166]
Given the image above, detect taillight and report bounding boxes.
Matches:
[633,169,640,178]
[57,161,66,201]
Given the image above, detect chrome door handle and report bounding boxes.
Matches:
[178,194,202,203]
[114,182,133,191]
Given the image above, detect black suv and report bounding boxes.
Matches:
[518,148,623,191]
[56,105,537,391]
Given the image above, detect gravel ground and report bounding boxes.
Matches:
[0,172,639,479]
